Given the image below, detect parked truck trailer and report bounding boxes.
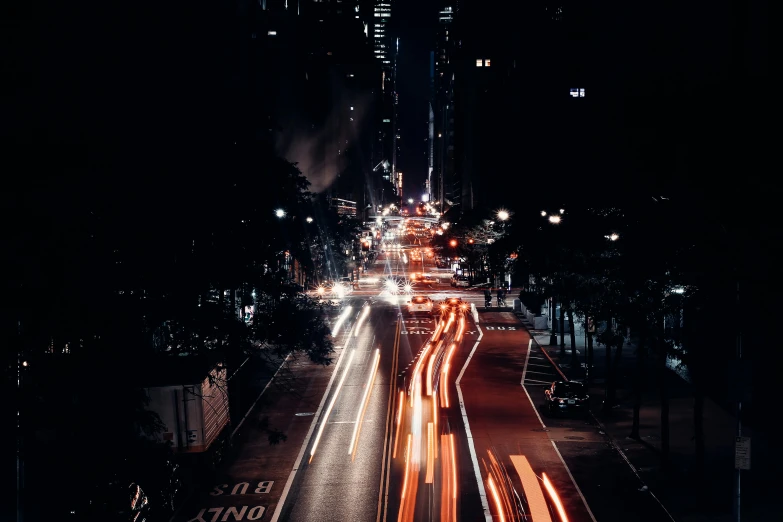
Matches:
[143,359,230,454]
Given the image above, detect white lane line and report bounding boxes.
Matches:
[525,370,557,376]
[524,378,553,385]
[550,440,599,522]
[455,325,493,522]
[269,321,356,522]
[520,366,547,431]
[520,339,532,385]
[522,339,597,519]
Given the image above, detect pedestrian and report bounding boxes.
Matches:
[497,287,505,307]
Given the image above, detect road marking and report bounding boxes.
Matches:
[455,325,492,522]
[520,339,532,385]
[525,370,557,376]
[524,378,553,385]
[269,316,358,522]
[529,338,678,522]
[549,440,598,522]
[521,371,547,431]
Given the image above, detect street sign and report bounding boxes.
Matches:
[734,436,751,470]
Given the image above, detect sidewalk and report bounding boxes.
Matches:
[517,313,768,522]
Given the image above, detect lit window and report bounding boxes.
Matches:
[268,30,277,36]
[476,59,483,67]
[484,59,491,67]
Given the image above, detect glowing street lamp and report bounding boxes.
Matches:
[548,215,561,224]
[306,216,314,223]
[497,210,510,221]
[449,239,458,247]
[540,210,547,217]
[275,209,286,218]
[607,233,619,241]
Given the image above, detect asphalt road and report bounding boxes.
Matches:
[460,311,597,522]
[174,244,674,522]
[174,322,358,522]
[277,303,397,522]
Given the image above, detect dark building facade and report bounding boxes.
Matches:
[245,0,382,214]
[363,0,400,208]
[431,4,457,213]
[450,0,602,213]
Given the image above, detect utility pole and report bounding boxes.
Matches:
[733,280,743,522]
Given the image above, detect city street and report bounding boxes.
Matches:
[174,245,676,522]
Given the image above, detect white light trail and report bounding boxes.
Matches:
[310,349,357,462]
[331,306,353,336]
[348,349,381,455]
[354,305,372,337]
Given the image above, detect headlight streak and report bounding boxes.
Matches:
[331,306,353,336]
[488,476,507,522]
[393,390,404,459]
[432,391,438,459]
[412,386,423,469]
[409,343,432,406]
[450,434,457,501]
[353,304,372,337]
[309,349,357,463]
[455,316,466,342]
[431,319,445,342]
[510,455,552,522]
[444,312,455,334]
[440,343,457,408]
[440,433,458,522]
[348,348,381,459]
[398,433,418,522]
[542,473,569,522]
[425,422,435,483]
[401,434,413,499]
[487,450,523,522]
[426,352,435,396]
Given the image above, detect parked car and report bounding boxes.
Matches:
[544,381,590,415]
[407,295,434,314]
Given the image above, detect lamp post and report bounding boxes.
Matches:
[542,210,562,345]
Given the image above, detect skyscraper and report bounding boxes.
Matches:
[366,0,399,205]
[432,5,457,213]
[253,0,379,216]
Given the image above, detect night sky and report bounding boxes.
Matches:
[395,0,439,197]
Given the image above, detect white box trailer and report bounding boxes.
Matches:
[144,361,230,454]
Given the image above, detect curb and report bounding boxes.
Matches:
[167,355,291,522]
[526,333,678,522]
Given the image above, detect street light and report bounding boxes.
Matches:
[449,239,458,247]
[497,209,510,221]
[541,211,547,217]
[607,233,619,241]
[408,198,414,204]
[275,209,286,218]
[306,216,313,223]
[548,215,561,224]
